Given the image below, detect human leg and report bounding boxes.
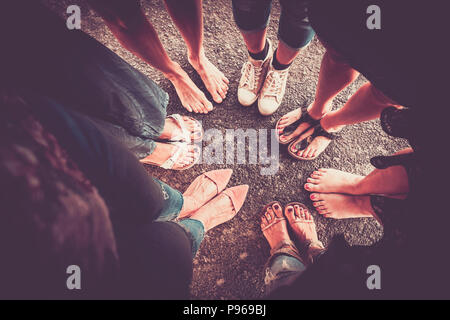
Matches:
[164,0,230,104]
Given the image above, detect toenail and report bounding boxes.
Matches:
[274,204,279,209]
[288,207,293,212]
[311,195,316,200]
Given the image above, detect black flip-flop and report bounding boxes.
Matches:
[288,122,340,161]
[276,105,321,145]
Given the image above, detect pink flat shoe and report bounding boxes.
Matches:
[184,169,233,196]
[222,184,249,214]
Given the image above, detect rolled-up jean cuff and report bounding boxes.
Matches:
[277,36,312,51]
[142,141,157,158]
[238,24,270,34]
[154,179,184,222]
[141,90,169,139]
[278,27,315,50]
[265,254,306,293]
[232,1,271,33]
[175,219,205,257]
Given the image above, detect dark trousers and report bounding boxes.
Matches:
[28,95,193,299]
[232,0,315,50]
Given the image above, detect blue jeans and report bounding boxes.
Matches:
[2,1,168,160]
[265,255,307,294]
[232,0,315,50]
[153,179,205,257]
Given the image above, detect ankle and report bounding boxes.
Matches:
[163,61,185,81]
[308,100,332,119]
[187,49,206,66]
[319,114,344,133]
[350,176,365,194]
[353,195,375,217]
[272,49,292,70]
[180,195,195,216]
[306,243,325,265]
[248,40,269,61]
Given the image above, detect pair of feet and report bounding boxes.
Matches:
[141,115,203,170]
[304,168,375,219]
[178,169,249,232]
[167,53,229,114]
[277,103,337,160]
[261,202,324,262]
[238,40,290,116]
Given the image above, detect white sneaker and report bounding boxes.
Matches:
[258,62,290,116]
[237,40,273,107]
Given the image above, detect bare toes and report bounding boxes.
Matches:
[310,193,324,201]
[304,183,316,191]
[212,92,222,104]
[266,207,275,222]
[317,207,328,214]
[313,200,325,207]
[293,205,302,218]
[285,205,295,220]
[306,177,318,184]
[272,202,283,218]
[261,215,269,226]
[306,147,315,158]
[304,208,312,220]
[299,207,308,219]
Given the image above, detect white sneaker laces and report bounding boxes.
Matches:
[263,69,288,99]
[240,61,263,91]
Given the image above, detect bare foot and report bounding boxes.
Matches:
[304,168,364,194]
[310,193,375,219]
[140,142,198,170]
[158,116,202,141]
[189,53,229,104]
[284,204,322,248]
[165,62,213,114]
[188,185,248,232]
[260,202,290,250]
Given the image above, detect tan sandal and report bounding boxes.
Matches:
[164,114,203,143]
[285,202,325,264]
[140,142,200,170]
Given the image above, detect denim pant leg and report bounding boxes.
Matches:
[89,117,158,159]
[151,180,205,258]
[232,0,272,33]
[176,219,205,258]
[57,31,169,159]
[265,254,307,294]
[3,2,168,159]
[153,179,185,222]
[278,0,315,50]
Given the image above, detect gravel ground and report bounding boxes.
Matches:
[44,0,409,299]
